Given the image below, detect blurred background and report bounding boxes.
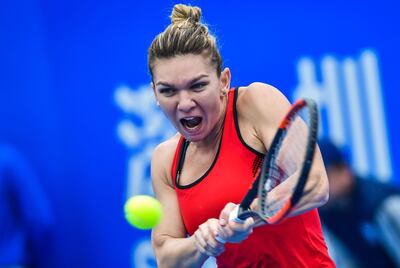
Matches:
[1,0,399,267]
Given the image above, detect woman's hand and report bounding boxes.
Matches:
[193,218,225,257]
[218,202,255,243]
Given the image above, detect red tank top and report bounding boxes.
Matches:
[171,88,335,268]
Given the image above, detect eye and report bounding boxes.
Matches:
[158,87,176,96]
[191,82,208,91]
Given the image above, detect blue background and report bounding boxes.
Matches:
[1,0,399,267]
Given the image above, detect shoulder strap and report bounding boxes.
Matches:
[175,138,190,186]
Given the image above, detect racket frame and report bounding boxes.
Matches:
[236,98,319,224]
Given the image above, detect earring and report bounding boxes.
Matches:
[156,101,160,106]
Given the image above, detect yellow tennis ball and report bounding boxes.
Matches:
[124,195,162,230]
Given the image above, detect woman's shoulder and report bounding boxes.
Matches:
[232,83,291,153]
[236,82,291,120]
[237,82,286,104]
[153,133,181,163]
[151,133,181,185]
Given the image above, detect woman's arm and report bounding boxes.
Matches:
[151,139,223,268]
[218,83,329,244]
[237,83,329,216]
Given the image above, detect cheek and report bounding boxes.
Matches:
[200,94,221,114]
[206,87,223,105]
[158,102,175,119]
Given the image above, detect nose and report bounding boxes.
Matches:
[177,91,195,112]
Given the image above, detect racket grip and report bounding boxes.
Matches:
[215,205,244,244]
[215,234,226,243]
[229,205,245,223]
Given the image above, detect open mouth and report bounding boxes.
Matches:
[180,116,202,130]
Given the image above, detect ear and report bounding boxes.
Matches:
[151,82,160,106]
[220,67,231,96]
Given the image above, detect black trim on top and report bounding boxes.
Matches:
[233,87,265,157]
[175,135,224,189]
[175,138,190,187]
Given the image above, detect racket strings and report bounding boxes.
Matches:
[266,116,308,188]
[262,112,310,217]
[277,116,308,175]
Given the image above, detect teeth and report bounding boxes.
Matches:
[180,117,201,129]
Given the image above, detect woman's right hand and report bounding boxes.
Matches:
[193,218,225,257]
[217,202,255,243]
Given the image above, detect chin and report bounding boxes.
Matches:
[181,132,205,142]
[183,135,201,142]
[179,126,206,142]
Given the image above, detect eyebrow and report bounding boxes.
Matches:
[155,74,209,87]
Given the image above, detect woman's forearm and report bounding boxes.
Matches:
[287,172,329,217]
[154,235,209,268]
[263,168,328,218]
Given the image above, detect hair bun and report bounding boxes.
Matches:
[170,4,202,24]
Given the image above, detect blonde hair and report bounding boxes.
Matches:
[148,4,222,78]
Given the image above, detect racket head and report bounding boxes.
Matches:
[257,98,319,224]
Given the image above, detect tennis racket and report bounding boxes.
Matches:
[216,98,319,243]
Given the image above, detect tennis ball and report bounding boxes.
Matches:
[124,195,162,230]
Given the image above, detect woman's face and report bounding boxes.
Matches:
[152,53,230,142]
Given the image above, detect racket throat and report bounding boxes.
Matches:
[237,206,259,220]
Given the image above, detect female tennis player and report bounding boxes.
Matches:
[149,4,335,267]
